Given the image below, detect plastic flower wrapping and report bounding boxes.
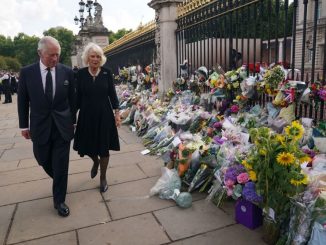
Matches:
[115,63,326,242]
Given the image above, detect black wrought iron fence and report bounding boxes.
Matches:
[176,0,326,122]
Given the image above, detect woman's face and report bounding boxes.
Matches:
[88,50,101,69]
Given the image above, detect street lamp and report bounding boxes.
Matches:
[74,0,99,28]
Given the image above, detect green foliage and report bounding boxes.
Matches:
[43,27,75,66]
[0,35,15,57]
[13,33,40,66]
[0,56,21,71]
[109,28,132,44]
[246,124,307,224]
[0,56,8,70]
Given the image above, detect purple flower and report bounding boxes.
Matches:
[213,122,223,129]
[242,182,263,203]
[213,136,225,145]
[318,89,326,101]
[224,165,245,183]
[302,149,316,158]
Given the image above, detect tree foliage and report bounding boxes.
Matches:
[43,27,75,66]
[109,28,132,44]
[13,33,40,66]
[0,56,21,71]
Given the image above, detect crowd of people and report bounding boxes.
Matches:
[0,71,18,104]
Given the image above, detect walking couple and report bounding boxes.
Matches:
[18,36,121,217]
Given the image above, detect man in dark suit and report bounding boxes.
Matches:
[18,36,76,217]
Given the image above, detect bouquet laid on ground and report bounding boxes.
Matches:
[245,121,309,226]
[223,164,263,203]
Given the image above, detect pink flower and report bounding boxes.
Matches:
[224,179,235,188]
[237,172,249,184]
[226,188,233,196]
[230,105,239,113]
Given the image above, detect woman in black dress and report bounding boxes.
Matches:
[74,42,121,192]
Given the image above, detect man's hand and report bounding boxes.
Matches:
[115,113,121,128]
[21,129,31,139]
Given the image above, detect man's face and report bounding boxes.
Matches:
[39,43,60,68]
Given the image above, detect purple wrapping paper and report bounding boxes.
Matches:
[235,199,263,229]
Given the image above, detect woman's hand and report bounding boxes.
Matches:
[115,112,121,128]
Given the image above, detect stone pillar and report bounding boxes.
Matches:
[148,0,183,96]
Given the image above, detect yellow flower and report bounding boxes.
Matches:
[259,149,267,156]
[290,175,308,186]
[241,160,252,170]
[285,121,304,141]
[249,171,257,181]
[276,152,295,166]
[276,134,285,145]
[236,95,241,101]
[299,155,312,164]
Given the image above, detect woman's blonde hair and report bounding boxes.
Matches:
[81,42,107,66]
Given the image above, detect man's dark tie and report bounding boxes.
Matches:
[45,67,53,103]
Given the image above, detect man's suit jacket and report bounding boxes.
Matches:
[18,62,76,145]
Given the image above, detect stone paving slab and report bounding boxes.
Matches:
[0,167,47,187]
[0,143,13,150]
[137,158,163,177]
[1,147,34,162]
[0,205,15,245]
[109,151,148,167]
[170,224,265,245]
[12,141,32,149]
[110,143,144,155]
[7,190,109,244]
[78,213,170,245]
[15,231,77,245]
[154,200,236,241]
[0,178,52,206]
[0,160,19,172]
[17,158,38,168]
[104,177,176,220]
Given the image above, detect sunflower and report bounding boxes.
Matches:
[249,170,257,181]
[290,175,308,186]
[259,149,267,156]
[276,152,295,166]
[284,121,304,141]
[276,134,285,145]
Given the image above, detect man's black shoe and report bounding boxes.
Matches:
[54,203,70,217]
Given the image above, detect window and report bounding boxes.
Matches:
[307,49,313,63]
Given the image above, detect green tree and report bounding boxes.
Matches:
[109,28,132,44]
[4,56,21,71]
[0,35,15,57]
[43,27,75,66]
[13,33,40,66]
[0,56,8,70]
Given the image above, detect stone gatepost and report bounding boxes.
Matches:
[148,0,183,97]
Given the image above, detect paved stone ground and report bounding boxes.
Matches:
[0,95,265,245]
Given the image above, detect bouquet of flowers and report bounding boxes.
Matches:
[245,121,309,226]
[259,65,285,96]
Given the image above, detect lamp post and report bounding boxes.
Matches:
[74,0,99,28]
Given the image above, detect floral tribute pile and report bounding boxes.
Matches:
[114,63,326,244]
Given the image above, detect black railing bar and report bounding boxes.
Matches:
[311,0,319,83]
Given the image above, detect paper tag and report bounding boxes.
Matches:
[131,126,136,132]
[141,149,150,155]
[268,208,275,221]
[172,136,181,147]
